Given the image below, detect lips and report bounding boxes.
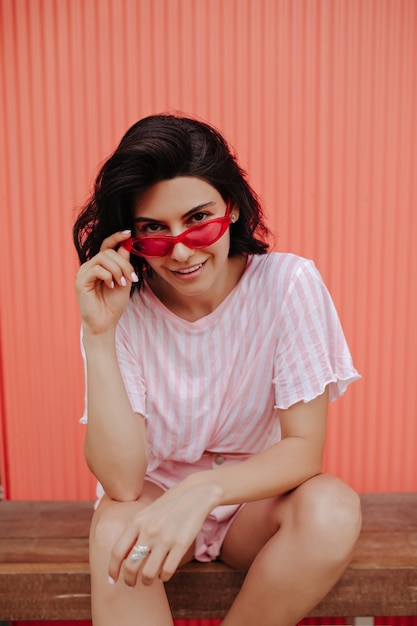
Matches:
[176,263,203,274]
[172,261,205,275]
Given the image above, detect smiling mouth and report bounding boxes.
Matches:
[173,262,205,275]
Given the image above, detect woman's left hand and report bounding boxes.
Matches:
[108,478,220,587]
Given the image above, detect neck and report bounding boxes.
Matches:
[147,255,247,322]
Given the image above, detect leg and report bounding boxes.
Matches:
[89,481,195,626]
[220,473,362,626]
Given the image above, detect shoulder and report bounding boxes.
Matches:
[247,252,318,293]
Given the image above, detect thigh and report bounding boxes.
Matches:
[219,494,283,570]
[220,473,361,571]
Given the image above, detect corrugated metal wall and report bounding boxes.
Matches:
[1,1,416,624]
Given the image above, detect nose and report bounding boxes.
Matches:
[169,241,195,262]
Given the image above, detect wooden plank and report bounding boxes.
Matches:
[352,531,417,567]
[0,565,91,621]
[166,559,417,619]
[0,500,93,537]
[167,562,245,620]
[1,559,417,620]
[0,538,89,563]
[0,496,417,620]
[310,568,417,618]
[360,493,417,531]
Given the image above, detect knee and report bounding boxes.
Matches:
[293,475,362,561]
[320,477,362,542]
[89,498,132,560]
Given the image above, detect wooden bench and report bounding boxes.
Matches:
[0,494,416,621]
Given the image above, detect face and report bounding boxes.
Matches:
[132,177,239,304]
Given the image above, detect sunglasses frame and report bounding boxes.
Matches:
[121,201,232,258]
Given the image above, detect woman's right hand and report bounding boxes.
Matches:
[75,230,138,336]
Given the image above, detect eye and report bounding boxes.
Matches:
[140,222,165,234]
[190,212,209,224]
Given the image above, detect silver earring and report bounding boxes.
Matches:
[231,215,237,223]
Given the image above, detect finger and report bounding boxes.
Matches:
[116,240,133,263]
[156,541,189,583]
[123,544,154,587]
[100,230,132,253]
[100,230,139,271]
[92,264,116,290]
[140,533,189,585]
[137,543,170,586]
[109,528,142,582]
[90,249,137,288]
[95,252,132,288]
[79,261,119,291]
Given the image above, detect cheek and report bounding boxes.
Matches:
[210,233,231,258]
[145,259,164,275]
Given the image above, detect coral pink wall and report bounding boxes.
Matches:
[1,0,416,624]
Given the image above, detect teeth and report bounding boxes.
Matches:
[177,263,203,274]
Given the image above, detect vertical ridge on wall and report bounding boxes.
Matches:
[0,0,416,501]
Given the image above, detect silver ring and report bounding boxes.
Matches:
[130,544,151,563]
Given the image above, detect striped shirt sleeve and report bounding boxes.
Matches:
[115,322,148,418]
[79,322,147,424]
[272,259,360,409]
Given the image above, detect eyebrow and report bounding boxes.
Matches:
[133,201,217,223]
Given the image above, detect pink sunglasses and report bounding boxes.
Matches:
[121,202,232,258]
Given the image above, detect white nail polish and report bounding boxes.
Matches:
[110,281,115,289]
[131,272,139,282]
[121,230,131,234]
[120,277,127,287]
[108,576,115,585]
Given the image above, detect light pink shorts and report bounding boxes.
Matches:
[146,452,250,562]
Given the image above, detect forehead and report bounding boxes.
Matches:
[134,176,222,217]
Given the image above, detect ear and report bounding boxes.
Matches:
[230,203,240,223]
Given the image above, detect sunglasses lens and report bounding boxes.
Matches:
[186,221,224,247]
[131,239,171,257]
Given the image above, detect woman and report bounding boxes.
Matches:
[74,114,361,626]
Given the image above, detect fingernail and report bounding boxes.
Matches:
[131,272,139,282]
[108,576,115,585]
[110,281,115,289]
[121,230,131,235]
[120,277,127,287]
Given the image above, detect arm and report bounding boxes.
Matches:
[185,388,328,504]
[82,332,148,501]
[109,389,328,585]
[76,231,149,501]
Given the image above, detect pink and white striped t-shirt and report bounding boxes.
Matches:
[105,253,360,472]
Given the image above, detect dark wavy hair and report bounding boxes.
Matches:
[73,114,271,292]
